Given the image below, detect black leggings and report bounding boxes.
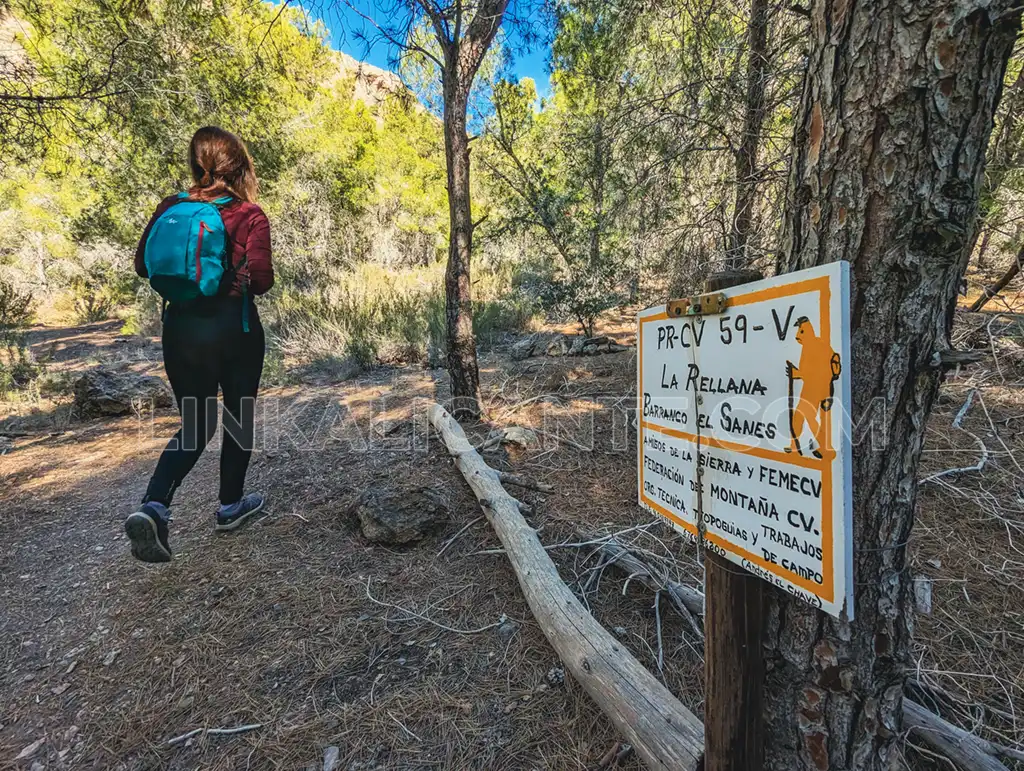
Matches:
[144,299,265,507]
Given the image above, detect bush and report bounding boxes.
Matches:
[0,277,34,331]
[473,296,535,346]
[121,289,163,337]
[69,247,137,323]
[268,262,535,372]
[48,243,137,324]
[70,279,118,322]
[0,338,38,397]
[515,262,624,337]
[0,276,37,398]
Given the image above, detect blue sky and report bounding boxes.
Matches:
[311,2,553,97]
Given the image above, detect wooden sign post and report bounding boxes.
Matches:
[637,263,853,768]
[703,269,766,771]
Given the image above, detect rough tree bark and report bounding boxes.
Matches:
[769,2,1022,769]
[726,0,770,270]
[428,0,510,420]
[442,79,483,419]
[595,540,1017,771]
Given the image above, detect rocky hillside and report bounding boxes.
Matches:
[332,50,417,112]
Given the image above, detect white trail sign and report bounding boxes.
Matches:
[637,262,853,618]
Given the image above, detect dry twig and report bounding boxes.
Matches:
[498,471,554,493]
[167,723,262,746]
[436,516,484,557]
[363,578,505,635]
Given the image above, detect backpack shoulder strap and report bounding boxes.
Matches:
[172,192,234,207]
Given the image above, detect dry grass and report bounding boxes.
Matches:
[907,311,1024,769]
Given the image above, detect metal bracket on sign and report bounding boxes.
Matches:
[666,292,728,318]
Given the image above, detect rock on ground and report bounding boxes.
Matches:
[73,367,173,417]
[511,332,633,360]
[353,486,450,545]
[486,426,539,450]
[323,745,341,771]
[510,333,547,360]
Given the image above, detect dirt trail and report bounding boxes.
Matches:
[0,322,672,771]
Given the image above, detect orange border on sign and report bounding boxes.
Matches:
[638,275,835,603]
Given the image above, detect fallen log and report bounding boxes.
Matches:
[429,403,704,771]
[433,415,1011,771]
[595,539,1015,771]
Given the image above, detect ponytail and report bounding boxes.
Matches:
[187,127,259,203]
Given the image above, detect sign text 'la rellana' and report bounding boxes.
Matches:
[637,262,853,618]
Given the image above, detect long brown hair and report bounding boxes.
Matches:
[187,126,259,203]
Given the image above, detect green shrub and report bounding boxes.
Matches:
[515,262,624,337]
[260,342,291,386]
[70,280,118,322]
[0,339,38,397]
[267,263,535,373]
[121,290,163,336]
[0,277,37,398]
[0,277,34,331]
[68,255,136,323]
[36,369,76,398]
[473,297,536,345]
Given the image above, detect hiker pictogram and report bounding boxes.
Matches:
[785,316,842,459]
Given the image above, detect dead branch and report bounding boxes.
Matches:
[0,430,67,438]
[513,498,534,516]
[437,516,484,557]
[429,402,704,771]
[498,472,554,493]
[597,742,623,768]
[918,432,989,485]
[167,723,262,746]
[952,390,977,429]
[920,388,989,485]
[969,250,1022,312]
[932,349,985,369]
[594,538,705,640]
[363,578,505,635]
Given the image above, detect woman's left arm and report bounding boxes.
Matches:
[246,208,275,295]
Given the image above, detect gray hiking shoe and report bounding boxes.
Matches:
[215,493,265,532]
[125,502,172,563]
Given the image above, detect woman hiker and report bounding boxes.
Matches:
[124,126,274,563]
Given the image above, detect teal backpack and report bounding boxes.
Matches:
[143,193,250,331]
[143,192,232,301]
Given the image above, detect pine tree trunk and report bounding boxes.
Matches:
[442,77,483,420]
[726,0,770,270]
[976,226,992,269]
[767,2,1021,769]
